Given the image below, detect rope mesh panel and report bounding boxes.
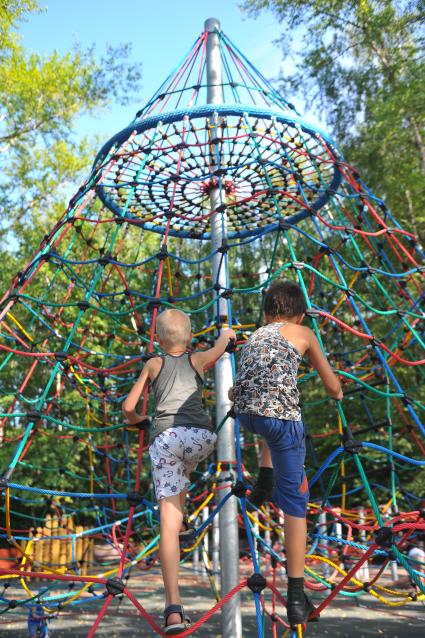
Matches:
[0,25,424,637]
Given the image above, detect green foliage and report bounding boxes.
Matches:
[243,0,425,238]
[0,1,147,528]
[0,0,142,258]
[0,0,39,50]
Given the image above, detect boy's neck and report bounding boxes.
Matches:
[164,345,188,356]
[267,315,299,325]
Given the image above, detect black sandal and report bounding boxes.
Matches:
[164,604,191,635]
[179,517,195,541]
[287,593,319,628]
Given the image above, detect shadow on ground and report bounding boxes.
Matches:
[1,577,423,637]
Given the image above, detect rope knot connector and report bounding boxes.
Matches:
[343,439,362,455]
[127,491,144,507]
[231,481,248,498]
[247,572,267,594]
[105,577,125,597]
[374,526,393,547]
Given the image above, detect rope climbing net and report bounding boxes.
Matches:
[0,24,424,638]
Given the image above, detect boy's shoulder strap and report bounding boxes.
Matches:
[187,351,204,383]
[265,321,286,330]
[145,352,164,362]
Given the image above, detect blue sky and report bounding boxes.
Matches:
[19,0,318,144]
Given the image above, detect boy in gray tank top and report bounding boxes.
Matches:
[123,308,235,635]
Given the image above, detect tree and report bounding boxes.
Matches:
[243,0,425,239]
[0,0,142,259]
[0,3,146,524]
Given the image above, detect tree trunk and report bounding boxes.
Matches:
[407,115,425,175]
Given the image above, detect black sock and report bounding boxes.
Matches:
[287,576,304,599]
[257,466,274,488]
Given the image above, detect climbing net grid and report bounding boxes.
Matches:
[0,25,424,638]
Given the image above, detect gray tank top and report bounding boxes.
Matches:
[149,353,212,443]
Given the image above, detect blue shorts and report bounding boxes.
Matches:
[237,414,309,518]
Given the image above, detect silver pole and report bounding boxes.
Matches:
[319,511,330,578]
[390,558,399,582]
[201,506,209,580]
[212,511,220,577]
[358,507,369,581]
[335,520,343,544]
[205,17,242,638]
[193,540,200,576]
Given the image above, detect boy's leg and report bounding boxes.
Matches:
[260,440,273,467]
[284,513,307,577]
[151,428,196,628]
[155,427,216,627]
[179,489,190,531]
[179,490,187,509]
[284,512,315,626]
[249,440,274,508]
[259,418,316,625]
[159,494,184,626]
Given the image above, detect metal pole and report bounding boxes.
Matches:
[319,511,330,578]
[390,558,399,582]
[358,507,369,581]
[193,541,200,576]
[205,17,242,638]
[212,512,220,577]
[335,520,343,544]
[201,506,209,581]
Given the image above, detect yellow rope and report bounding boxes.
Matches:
[165,256,173,297]
[306,555,424,605]
[190,492,215,521]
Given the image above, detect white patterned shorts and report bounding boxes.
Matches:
[149,426,217,500]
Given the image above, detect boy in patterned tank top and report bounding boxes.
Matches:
[233,280,343,627]
[123,309,235,635]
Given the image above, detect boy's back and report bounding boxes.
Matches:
[149,352,212,444]
[234,319,341,419]
[233,322,303,420]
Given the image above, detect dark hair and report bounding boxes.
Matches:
[264,280,307,318]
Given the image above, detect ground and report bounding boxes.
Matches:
[1,566,423,637]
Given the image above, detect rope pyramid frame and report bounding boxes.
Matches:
[0,22,424,638]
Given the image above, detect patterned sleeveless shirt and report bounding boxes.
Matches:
[233,322,302,420]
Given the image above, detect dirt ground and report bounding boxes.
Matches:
[1,566,424,638]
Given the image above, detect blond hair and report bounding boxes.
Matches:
[156,309,192,347]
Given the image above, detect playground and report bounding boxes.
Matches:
[0,4,424,638]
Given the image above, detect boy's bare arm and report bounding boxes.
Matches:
[306,329,343,400]
[192,328,236,371]
[122,361,152,424]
